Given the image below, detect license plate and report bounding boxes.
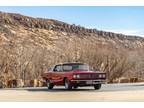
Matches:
[86,81,93,84]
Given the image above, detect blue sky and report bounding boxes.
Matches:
[0,6,144,37]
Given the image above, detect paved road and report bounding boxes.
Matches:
[1,83,144,101]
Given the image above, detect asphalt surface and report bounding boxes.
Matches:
[1,83,144,101]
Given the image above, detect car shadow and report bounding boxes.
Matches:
[25,87,97,92]
[0,86,101,92]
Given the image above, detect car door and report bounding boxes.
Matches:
[52,65,64,83]
[47,66,54,80]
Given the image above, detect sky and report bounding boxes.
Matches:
[0,6,144,37]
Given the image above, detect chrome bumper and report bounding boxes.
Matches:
[71,80,106,84]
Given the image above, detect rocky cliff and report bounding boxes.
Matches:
[0,11,144,50]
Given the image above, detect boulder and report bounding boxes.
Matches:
[111,79,119,83]
[7,79,17,88]
[37,80,44,87]
[130,77,138,83]
[137,78,144,82]
[30,79,38,87]
[16,79,24,87]
[0,80,5,88]
[24,80,31,87]
[119,78,130,83]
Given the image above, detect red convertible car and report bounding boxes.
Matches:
[42,63,106,90]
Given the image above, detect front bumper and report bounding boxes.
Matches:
[71,79,106,86]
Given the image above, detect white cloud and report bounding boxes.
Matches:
[105,29,144,37]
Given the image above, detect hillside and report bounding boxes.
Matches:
[0,11,144,85]
[0,11,144,49]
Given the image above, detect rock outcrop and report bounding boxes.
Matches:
[0,11,143,41]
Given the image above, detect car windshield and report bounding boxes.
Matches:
[63,64,89,71]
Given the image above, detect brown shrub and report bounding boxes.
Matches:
[130,77,138,83]
[30,79,38,87]
[119,78,130,83]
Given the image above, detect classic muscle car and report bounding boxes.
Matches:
[42,63,106,90]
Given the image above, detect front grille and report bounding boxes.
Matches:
[79,74,99,78]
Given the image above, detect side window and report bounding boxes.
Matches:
[63,65,73,71]
[53,65,62,72]
[48,66,54,72]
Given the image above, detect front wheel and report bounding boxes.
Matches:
[94,84,101,90]
[73,85,78,89]
[65,79,72,90]
[47,80,54,90]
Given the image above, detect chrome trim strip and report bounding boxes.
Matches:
[71,80,106,82]
[71,80,106,84]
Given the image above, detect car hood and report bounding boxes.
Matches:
[72,70,105,74]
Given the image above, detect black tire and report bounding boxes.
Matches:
[73,86,78,89]
[47,80,54,90]
[64,78,72,90]
[94,84,101,90]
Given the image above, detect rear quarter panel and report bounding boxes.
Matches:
[42,72,52,81]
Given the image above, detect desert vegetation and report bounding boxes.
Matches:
[0,11,144,87]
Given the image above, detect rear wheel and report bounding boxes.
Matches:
[47,80,54,90]
[64,79,72,90]
[94,84,101,90]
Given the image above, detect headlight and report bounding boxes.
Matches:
[102,74,106,78]
[73,74,80,78]
[73,75,77,78]
[99,74,102,78]
[76,75,80,78]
